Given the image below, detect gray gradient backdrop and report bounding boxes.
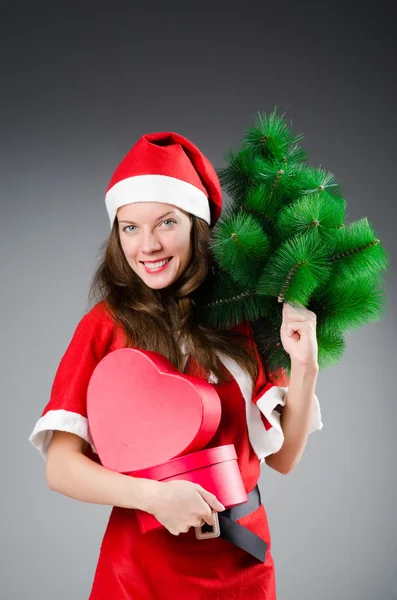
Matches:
[2,2,396,599]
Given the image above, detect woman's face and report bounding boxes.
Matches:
[117,202,193,290]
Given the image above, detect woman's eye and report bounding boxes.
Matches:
[122,219,176,233]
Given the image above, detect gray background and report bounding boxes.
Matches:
[2,1,396,598]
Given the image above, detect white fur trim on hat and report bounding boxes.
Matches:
[105,174,211,227]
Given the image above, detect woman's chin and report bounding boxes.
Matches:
[141,273,178,290]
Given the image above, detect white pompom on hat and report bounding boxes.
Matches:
[105,132,223,228]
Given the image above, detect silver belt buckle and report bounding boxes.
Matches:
[195,511,220,540]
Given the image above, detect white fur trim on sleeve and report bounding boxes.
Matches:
[215,351,276,463]
[256,386,323,457]
[215,351,323,462]
[28,409,97,461]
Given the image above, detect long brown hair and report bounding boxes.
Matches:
[88,214,258,386]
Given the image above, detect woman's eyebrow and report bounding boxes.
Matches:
[118,211,176,225]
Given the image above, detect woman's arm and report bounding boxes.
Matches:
[46,431,159,511]
[265,361,319,475]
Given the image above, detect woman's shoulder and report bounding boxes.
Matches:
[72,301,117,345]
[84,300,115,325]
[73,301,112,328]
[58,301,123,362]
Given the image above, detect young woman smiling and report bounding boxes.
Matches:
[29,131,322,599]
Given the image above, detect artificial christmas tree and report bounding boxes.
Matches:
[194,108,389,378]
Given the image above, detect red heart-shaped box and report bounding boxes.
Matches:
[87,348,222,473]
[130,445,248,533]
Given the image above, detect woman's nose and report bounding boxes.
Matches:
[140,231,162,253]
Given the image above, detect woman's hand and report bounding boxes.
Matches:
[147,479,225,536]
[280,301,319,369]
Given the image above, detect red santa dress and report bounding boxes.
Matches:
[29,301,323,600]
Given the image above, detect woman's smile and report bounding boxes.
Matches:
[140,257,173,273]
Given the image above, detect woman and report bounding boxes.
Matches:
[29,131,323,599]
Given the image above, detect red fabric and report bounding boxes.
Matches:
[40,302,122,462]
[42,303,116,419]
[44,304,278,598]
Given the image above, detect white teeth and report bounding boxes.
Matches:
[143,258,170,269]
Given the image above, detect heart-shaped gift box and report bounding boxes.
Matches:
[130,444,248,532]
[87,347,222,473]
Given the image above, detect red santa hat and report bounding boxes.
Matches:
[105,132,223,228]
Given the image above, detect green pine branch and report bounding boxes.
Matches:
[197,108,389,375]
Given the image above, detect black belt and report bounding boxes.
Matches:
[218,485,268,563]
